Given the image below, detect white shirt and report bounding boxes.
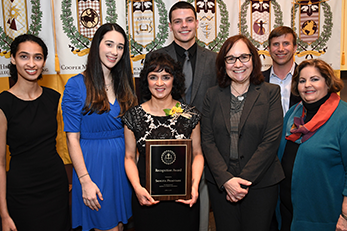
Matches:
[269,63,296,116]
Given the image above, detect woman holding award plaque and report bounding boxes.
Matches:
[123,53,204,231]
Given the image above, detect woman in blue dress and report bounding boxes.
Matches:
[62,23,137,231]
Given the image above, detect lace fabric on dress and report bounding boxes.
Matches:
[122,103,201,156]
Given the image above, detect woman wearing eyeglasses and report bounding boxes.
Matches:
[201,34,284,231]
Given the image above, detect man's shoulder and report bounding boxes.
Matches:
[152,43,174,54]
[261,66,272,82]
[197,44,217,56]
[145,43,174,61]
[259,81,280,91]
[261,66,272,75]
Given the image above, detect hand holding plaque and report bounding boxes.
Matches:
[145,139,192,201]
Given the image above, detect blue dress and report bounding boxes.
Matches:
[62,74,132,231]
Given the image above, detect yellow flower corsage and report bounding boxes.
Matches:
[164,102,194,119]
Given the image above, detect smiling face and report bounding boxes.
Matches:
[169,8,198,49]
[11,41,45,82]
[269,33,297,67]
[147,69,174,100]
[298,65,329,103]
[225,39,253,85]
[99,30,125,73]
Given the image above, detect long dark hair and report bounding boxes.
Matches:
[83,23,137,116]
[9,34,48,83]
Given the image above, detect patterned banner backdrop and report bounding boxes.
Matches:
[131,0,155,47]
[0,0,341,78]
[78,0,102,39]
[196,0,217,45]
[3,0,28,38]
[251,0,271,44]
[239,0,341,70]
[292,0,340,69]
[128,0,238,77]
[0,0,56,77]
[53,0,126,75]
[0,0,343,164]
[127,0,171,77]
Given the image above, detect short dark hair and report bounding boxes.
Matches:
[9,34,48,83]
[169,1,197,23]
[216,34,264,88]
[140,53,185,101]
[292,59,344,96]
[268,26,297,46]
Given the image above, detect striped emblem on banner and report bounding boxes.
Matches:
[251,0,270,44]
[299,2,319,44]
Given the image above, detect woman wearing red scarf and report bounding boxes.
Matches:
[276,59,347,231]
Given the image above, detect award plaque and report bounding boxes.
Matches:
[145,139,192,201]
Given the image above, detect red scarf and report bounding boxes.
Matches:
[285,93,340,143]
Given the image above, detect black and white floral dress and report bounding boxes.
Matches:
[122,103,201,231]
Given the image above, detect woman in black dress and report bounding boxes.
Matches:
[0,34,70,231]
[123,53,204,231]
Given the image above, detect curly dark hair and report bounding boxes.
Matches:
[9,34,48,83]
[140,53,185,101]
[216,34,264,88]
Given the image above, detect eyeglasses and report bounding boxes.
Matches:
[224,54,252,64]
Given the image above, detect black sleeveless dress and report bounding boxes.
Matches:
[0,87,70,231]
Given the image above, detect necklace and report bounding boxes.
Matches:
[230,83,249,101]
[105,83,112,92]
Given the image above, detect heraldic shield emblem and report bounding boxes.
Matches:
[0,0,42,58]
[60,0,117,56]
[196,0,217,46]
[187,0,230,52]
[292,0,332,58]
[77,0,102,39]
[131,0,155,48]
[188,0,229,51]
[3,0,28,39]
[239,0,283,57]
[127,0,169,63]
[251,0,270,44]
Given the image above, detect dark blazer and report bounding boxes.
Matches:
[262,64,301,108]
[201,82,285,189]
[145,42,217,112]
